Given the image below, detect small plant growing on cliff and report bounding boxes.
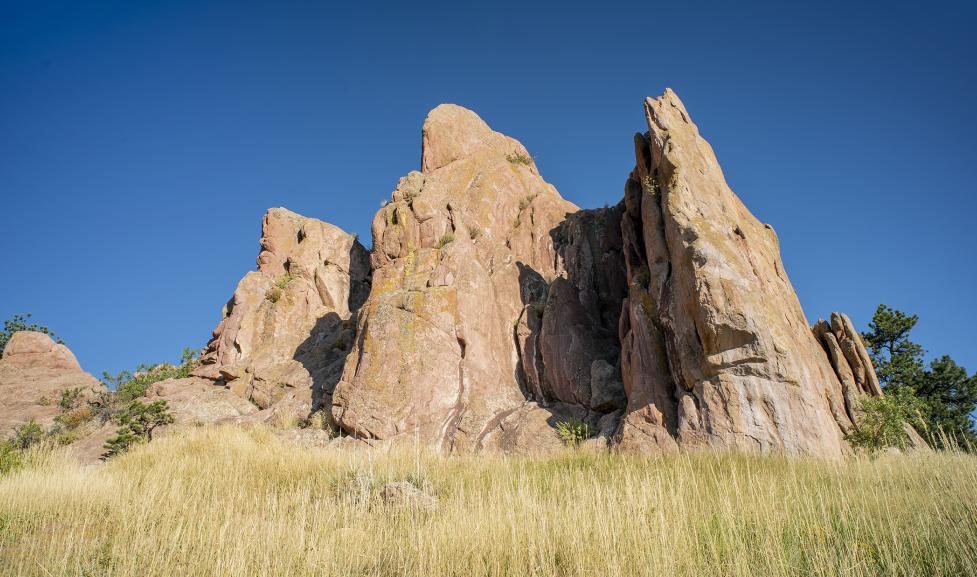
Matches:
[642,173,660,196]
[58,387,83,411]
[265,272,294,303]
[468,224,482,241]
[0,313,61,355]
[845,389,924,453]
[435,232,455,249]
[0,441,22,475]
[555,418,594,446]
[506,152,533,166]
[103,400,174,458]
[632,264,651,289]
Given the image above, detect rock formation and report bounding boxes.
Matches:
[614,89,854,455]
[331,90,883,456]
[813,312,883,426]
[0,331,104,434]
[2,89,900,458]
[331,104,594,452]
[193,207,371,421]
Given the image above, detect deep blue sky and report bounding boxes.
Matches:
[2,0,975,378]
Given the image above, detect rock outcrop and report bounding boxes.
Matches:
[194,207,371,421]
[615,89,853,455]
[813,312,884,426]
[0,332,104,434]
[2,90,896,458]
[331,104,590,452]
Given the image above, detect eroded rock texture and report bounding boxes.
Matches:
[615,89,852,455]
[194,207,371,419]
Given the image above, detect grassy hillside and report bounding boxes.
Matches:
[1,426,976,577]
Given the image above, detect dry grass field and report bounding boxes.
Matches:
[1,425,975,577]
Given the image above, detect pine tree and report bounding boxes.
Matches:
[862,304,977,449]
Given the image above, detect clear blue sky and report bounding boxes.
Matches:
[2,0,975,378]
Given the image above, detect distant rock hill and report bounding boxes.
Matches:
[1,89,907,457]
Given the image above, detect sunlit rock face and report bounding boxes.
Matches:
[615,89,853,456]
[194,207,372,420]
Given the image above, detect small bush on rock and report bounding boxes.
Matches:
[506,153,533,166]
[555,418,594,446]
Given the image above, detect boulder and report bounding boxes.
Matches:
[0,332,104,435]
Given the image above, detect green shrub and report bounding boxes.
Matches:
[506,153,533,166]
[12,420,44,450]
[265,272,294,303]
[0,313,61,355]
[59,387,83,411]
[0,441,22,475]
[102,348,198,403]
[435,232,455,249]
[555,418,594,446]
[642,173,660,195]
[845,389,925,452]
[103,400,174,458]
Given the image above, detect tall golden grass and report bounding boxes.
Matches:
[1,425,975,576]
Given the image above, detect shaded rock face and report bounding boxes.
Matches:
[195,208,371,419]
[0,332,104,434]
[615,90,852,455]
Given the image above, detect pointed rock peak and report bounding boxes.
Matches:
[644,88,697,134]
[421,103,531,173]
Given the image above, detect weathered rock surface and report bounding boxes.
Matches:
[194,207,371,421]
[0,332,104,434]
[332,104,618,451]
[615,89,852,455]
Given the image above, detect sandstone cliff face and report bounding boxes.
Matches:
[615,90,852,455]
[331,104,592,451]
[195,207,371,420]
[0,332,104,433]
